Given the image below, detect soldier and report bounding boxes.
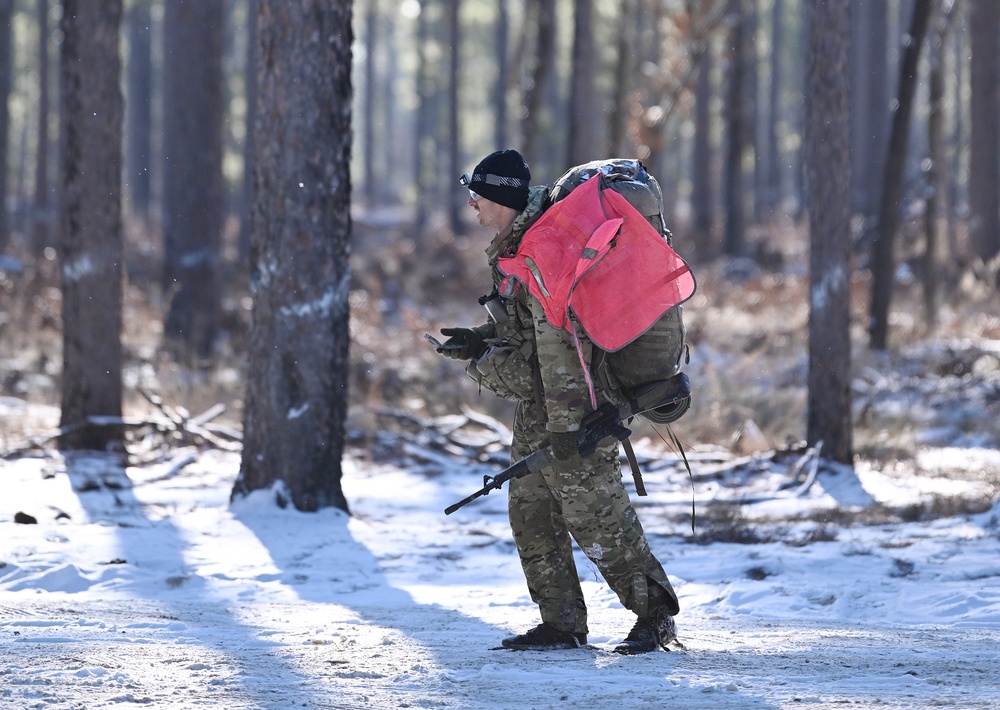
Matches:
[435,149,680,654]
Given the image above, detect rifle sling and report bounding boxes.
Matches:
[622,436,646,496]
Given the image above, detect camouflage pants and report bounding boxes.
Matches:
[507,398,679,636]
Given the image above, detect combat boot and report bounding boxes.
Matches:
[612,607,677,655]
[501,623,587,650]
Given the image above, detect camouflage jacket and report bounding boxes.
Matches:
[477,186,597,434]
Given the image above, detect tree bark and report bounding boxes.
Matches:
[805,0,853,466]
[361,0,376,204]
[235,0,352,514]
[967,0,1000,262]
[447,0,461,234]
[494,1,509,149]
[32,0,51,255]
[946,2,965,262]
[868,0,932,351]
[923,1,949,326]
[521,0,556,170]
[691,36,714,259]
[723,0,746,257]
[125,1,152,217]
[760,0,784,216]
[566,0,596,166]
[0,0,12,252]
[849,0,888,224]
[161,0,225,363]
[58,0,124,452]
[607,0,635,156]
[414,0,431,230]
[239,0,258,265]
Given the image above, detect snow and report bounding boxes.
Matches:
[3,440,1000,709]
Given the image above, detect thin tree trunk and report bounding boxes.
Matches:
[125,1,152,217]
[869,0,932,351]
[946,2,965,262]
[494,1,509,149]
[0,0,12,252]
[762,0,784,215]
[923,0,948,326]
[849,0,888,226]
[239,0,258,265]
[790,2,806,215]
[566,0,596,166]
[32,0,51,254]
[14,120,27,234]
[691,36,714,258]
[521,0,555,168]
[723,0,746,256]
[447,0,461,234]
[414,0,431,230]
[967,0,1000,262]
[161,0,225,363]
[361,0,376,204]
[607,0,634,156]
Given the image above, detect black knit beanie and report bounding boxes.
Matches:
[464,150,531,212]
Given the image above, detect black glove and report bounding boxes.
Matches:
[436,327,487,361]
[549,430,580,461]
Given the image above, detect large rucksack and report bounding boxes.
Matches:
[528,158,695,423]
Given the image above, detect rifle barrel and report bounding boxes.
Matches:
[443,448,551,515]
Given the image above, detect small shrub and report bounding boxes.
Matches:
[692,503,769,544]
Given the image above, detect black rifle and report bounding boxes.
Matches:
[444,373,690,515]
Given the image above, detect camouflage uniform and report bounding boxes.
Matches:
[468,186,680,637]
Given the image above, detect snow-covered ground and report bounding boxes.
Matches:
[3,422,1000,709]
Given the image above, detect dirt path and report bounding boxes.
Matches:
[3,594,998,709]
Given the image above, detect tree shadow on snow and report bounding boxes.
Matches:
[230,484,518,681]
[56,452,336,707]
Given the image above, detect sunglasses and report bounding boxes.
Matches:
[459,173,482,201]
[459,171,527,202]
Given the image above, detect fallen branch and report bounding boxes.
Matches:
[1,397,241,461]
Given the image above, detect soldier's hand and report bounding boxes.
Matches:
[437,327,487,361]
[549,430,580,461]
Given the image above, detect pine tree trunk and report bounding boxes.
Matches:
[447,0,461,234]
[761,0,784,215]
[607,0,635,156]
[414,1,431,230]
[805,0,853,466]
[723,0,746,256]
[868,0,932,351]
[125,2,152,217]
[239,0,258,266]
[923,2,948,326]
[691,42,714,258]
[32,0,51,255]
[521,0,555,170]
[494,2,509,149]
[566,0,596,166]
[361,0,376,204]
[0,0,12,252]
[161,0,225,363]
[235,0,352,514]
[849,0,888,225]
[59,0,124,452]
[968,0,1000,262]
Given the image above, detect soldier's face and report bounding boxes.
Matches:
[469,193,517,233]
